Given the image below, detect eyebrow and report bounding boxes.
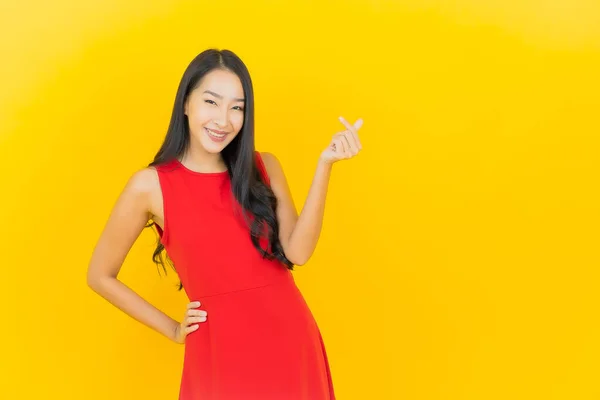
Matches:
[203,90,245,102]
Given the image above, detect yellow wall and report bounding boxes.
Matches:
[1,0,599,399]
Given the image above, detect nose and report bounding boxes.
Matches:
[213,106,230,128]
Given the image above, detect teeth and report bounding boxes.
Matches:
[206,128,225,138]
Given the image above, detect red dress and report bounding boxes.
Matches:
[155,152,335,400]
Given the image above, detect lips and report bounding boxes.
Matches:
[205,127,229,142]
[206,127,228,135]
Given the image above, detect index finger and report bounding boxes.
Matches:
[339,116,363,132]
[187,301,201,308]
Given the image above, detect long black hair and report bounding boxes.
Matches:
[147,49,293,290]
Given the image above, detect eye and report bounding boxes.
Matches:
[204,99,217,105]
[232,106,244,111]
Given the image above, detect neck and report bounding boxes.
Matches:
[180,146,227,173]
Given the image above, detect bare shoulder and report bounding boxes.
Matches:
[117,167,163,220]
[126,167,160,194]
[259,151,285,179]
[127,167,164,223]
[259,151,295,208]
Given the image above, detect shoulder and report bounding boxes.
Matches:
[124,167,160,197]
[258,151,291,193]
[258,151,284,177]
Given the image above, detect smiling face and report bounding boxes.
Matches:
[184,68,246,154]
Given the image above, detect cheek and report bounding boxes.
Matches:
[190,108,212,126]
[232,112,245,131]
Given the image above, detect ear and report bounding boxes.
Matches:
[184,99,189,116]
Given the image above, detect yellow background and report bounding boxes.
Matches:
[1,0,599,399]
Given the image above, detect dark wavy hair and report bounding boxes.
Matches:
[146,49,293,290]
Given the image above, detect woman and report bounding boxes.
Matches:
[87,48,362,400]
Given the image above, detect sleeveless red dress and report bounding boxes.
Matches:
[154,152,335,400]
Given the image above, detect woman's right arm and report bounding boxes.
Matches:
[86,168,181,343]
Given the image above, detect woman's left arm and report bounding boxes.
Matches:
[261,116,363,266]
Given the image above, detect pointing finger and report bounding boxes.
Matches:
[187,301,201,309]
[339,116,363,133]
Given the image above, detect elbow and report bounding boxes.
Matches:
[282,237,311,266]
[293,257,308,267]
[86,272,101,292]
[286,252,310,267]
[86,269,111,293]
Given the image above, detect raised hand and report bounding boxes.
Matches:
[320,116,363,165]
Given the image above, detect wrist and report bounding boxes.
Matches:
[318,154,334,169]
[171,320,182,344]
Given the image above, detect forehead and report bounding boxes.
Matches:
[197,69,243,96]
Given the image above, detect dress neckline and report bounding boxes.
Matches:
[174,159,229,177]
